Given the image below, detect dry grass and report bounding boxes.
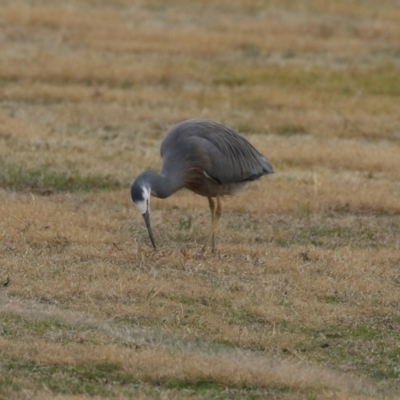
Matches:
[1,0,400,399]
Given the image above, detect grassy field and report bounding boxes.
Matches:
[1,0,400,399]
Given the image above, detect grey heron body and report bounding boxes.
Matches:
[131,119,274,250]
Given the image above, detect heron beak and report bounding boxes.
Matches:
[142,209,156,249]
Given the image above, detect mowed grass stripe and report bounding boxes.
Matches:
[1,0,400,398]
[1,58,400,96]
[0,162,122,193]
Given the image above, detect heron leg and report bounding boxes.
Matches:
[203,195,222,252]
[208,197,216,221]
[209,197,216,250]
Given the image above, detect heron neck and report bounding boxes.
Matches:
[147,171,182,199]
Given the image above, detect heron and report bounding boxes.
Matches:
[131,119,274,250]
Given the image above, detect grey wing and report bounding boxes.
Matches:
[193,120,274,184]
[160,119,274,185]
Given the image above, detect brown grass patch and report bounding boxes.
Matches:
[1,0,400,399]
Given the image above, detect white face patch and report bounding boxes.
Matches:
[134,186,151,214]
[134,200,147,214]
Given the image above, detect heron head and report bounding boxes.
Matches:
[130,180,156,249]
[131,184,151,214]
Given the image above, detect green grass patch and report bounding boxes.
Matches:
[178,216,193,230]
[272,214,400,249]
[0,314,104,346]
[161,378,292,398]
[163,378,222,391]
[282,322,400,384]
[212,63,400,96]
[0,161,121,193]
[0,315,67,338]
[323,294,345,304]
[349,325,379,340]
[274,124,308,137]
[0,358,295,399]
[1,360,130,397]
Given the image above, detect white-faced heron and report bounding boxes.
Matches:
[131,119,274,250]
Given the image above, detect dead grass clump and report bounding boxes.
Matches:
[0,334,372,397]
[1,0,400,398]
